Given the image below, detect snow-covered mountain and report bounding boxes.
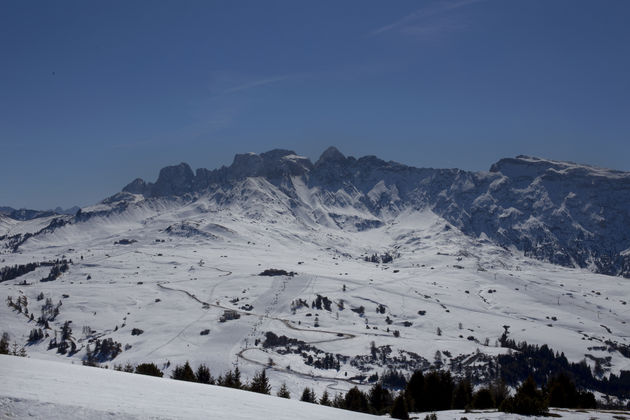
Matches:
[118,147,630,278]
[1,147,629,400]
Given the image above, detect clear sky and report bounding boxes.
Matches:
[1,0,629,209]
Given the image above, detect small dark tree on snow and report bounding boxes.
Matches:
[277,382,291,399]
[249,369,271,394]
[319,390,331,406]
[344,387,369,413]
[300,387,317,403]
[135,363,163,377]
[390,394,409,419]
[195,363,214,384]
[499,375,547,415]
[28,328,44,343]
[219,367,243,389]
[171,361,196,382]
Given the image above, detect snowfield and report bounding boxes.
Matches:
[1,201,628,399]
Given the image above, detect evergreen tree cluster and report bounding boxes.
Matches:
[168,362,272,395]
[40,259,71,282]
[0,262,39,283]
[312,295,332,311]
[48,321,77,355]
[499,335,630,399]
[0,332,27,357]
[84,338,122,365]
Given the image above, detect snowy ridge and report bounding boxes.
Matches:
[115,149,630,277]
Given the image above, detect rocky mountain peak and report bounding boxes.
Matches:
[315,146,346,166]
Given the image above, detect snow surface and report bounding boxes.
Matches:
[1,197,628,400]
[0,354,377,419]
[1,355,626,420]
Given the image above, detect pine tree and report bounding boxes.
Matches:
[171,361,196,382]
[499,375,548,415]
[135,363,164,377]
[249,369,271,394]
[390,394,409,419]
[405,370,425,412]
[0,333,10,355]
[196,364,214,384]
[277,382,291,399]
[452,378,472,409]
[301,387,316,403]
[319,390,331,406]
[344,387,369,413]
[332,392,345,408]
[368,383,392,414]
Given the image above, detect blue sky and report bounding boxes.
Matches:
[1,0,629,209]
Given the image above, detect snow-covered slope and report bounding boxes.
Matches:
[0,355,624,420]
[0,148,629,400]
[0,355,377,419]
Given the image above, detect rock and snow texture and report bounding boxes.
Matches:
[115,149,630,278]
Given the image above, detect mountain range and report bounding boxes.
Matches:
[89,147,630,279]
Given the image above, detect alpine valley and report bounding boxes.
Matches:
[1,147,629,403]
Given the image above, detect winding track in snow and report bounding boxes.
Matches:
[152,269,371,387]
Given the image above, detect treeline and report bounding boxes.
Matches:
[0,259,72,283]
[0,262,39,282]
[499,334,630,399]
[112,361,273,395]
[101,360,595,418]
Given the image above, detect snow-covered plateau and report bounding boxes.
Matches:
[1,148,629,412]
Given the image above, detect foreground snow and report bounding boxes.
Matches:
[2,356,627,420]
[0,355,377,419]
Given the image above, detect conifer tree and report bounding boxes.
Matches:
[452,378,472,409]
[472,387,495,409]
[135,363,164,377]
[332,392,345,408]
[499,375,547,415]
[277,382,291,399]
[300,387,316,403]
[344,387,369,413]
[319,390,331,406]
[390,394,409,419]
[0,333,10,355]
[171,361,196,382]
[368,383,392,414]
[249,369,271,394]
[405,370,424,412]
[196,364,214,384]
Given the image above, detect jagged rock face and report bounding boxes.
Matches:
[111,149,630,278]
